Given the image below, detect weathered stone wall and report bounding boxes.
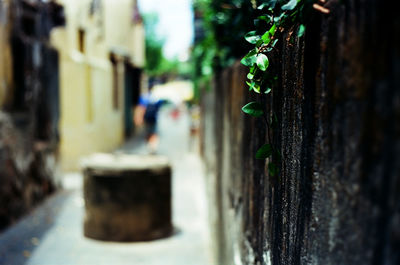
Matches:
[200,1,400,264]
[0,112,58,229]
[0,0,64,231]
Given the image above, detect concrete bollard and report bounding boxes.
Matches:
[81,153,172,242]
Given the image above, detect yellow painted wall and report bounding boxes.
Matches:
[51,0,145,170]
[102,0,145,67]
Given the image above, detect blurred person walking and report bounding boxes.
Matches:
[134,87,163,153]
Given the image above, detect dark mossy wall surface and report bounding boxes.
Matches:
[200,1,400,264]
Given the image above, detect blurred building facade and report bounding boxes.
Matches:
[0,0,64,230]
[51,0,145,170]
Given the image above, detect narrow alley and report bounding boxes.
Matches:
[1,1,399,264]
[0,106,214,265]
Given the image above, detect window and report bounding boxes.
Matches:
[78,28,85,53]
[110,53,119,110]
[112,63,119,110]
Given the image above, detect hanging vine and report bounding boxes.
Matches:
[240,0,330,176]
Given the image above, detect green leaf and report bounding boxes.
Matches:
[240,48,258,66]
[258,0,277,9]
[246,81,261,93]
[256,39,264,47]
[244,31,261,44]
[281,0,298,11]
[246,82,251,90]
[246,81,253,91]
[242,101,263,117]
[269,0,278,8]
[269,23,277,35]
[257,3,268,10]
[256,144,273,159]
[257,15,273,23]
[261,31,271,44]
[265,87,272,94]
[253,83,261,93]
[268,162,279,176]
[241,56,256,67]
[297,24,306,37]
[256,54,269,71]
[247,72,254,80]
[261,24,277,45]
[274,12,286,23]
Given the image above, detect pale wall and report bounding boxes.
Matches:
[103,0,145,66]
[52,0,144,170]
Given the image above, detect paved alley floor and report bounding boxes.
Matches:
[0,106,214,265]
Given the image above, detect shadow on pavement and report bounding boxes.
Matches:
[0,190,73,265]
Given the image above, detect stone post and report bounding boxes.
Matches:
[82,153,172,242]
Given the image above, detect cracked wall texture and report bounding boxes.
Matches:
[200,1,400,264]
[0,0,63,230]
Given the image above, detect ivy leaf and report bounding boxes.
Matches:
[246,81,252,91]
[246,81,261,93]
[297,24,306,37]
[246,81,252,90]
[247,72,254,80]
[256,39,264,47]
[257,15,273,23]
[269,23,277,35]
[244,31,261,44]
[274,12,286,23]
[258,0,277,9]
[256,144,273,159]
[269,0,278,8]
[242,102,263,117]
[241,56,256,67]
[261,31,271,44]
[253,83,261,93]
[257,3,268,10]
[266,39,279,52]
[281,0,298,11]
[256,54,269,71]
[265,87,272,94]
[240,48,258,66]
[268,162,279,176]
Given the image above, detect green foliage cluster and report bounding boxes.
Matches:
[241,0,315,176]
[143,13,164,77]
[143,13,191,78]
[193,0,316,176]
[191,0,255,90]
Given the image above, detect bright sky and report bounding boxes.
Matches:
[137,0,194,60]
